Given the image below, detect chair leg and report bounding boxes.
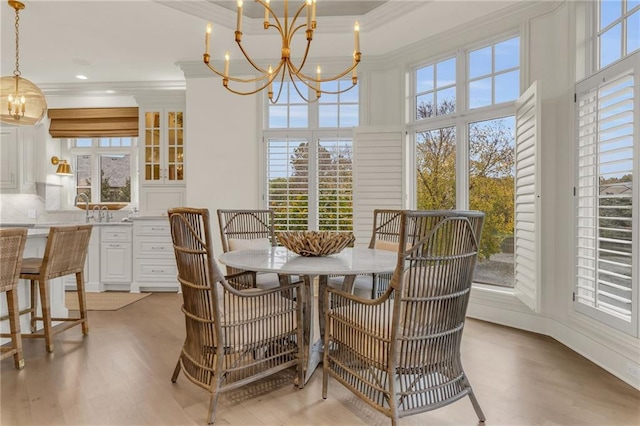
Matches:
[468,389,486,422]
[38,279,54,353]
[171,358,181,383]
[207,385,222,425]
[75,271,89,335]
[29,280,37,333]
[6,288,24,369]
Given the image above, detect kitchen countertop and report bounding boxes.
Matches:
[0,221,133,229]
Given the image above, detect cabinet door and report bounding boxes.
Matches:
[141,109,185,185]
[101,243,132,283]
[165,110,184,183]
[0,128,18,189]
[142,111,163,183]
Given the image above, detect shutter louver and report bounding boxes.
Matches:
[514,82,541,312]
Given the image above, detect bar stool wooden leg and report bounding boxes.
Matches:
[6,288,24,369]
[37,279,54,353]
[29,280,37,333]
[75,271,89,335]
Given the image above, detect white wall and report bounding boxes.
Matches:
[185,77,260,255]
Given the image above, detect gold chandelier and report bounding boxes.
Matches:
[203,0,361,103]
[0,0,47,125]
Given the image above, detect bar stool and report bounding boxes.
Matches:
[19,225,92,353]
[0,228,28,369]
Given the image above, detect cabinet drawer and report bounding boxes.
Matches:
[101,227,132,242]
[135,222,171,237]
[134,260,177,282]
[136,239,174,257]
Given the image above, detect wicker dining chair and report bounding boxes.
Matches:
[329,209,403,298]
[323,210,486,425]
[0,228,28,369]
[217,209,297,290]
[169,207,305,424]
[19,225,92,353]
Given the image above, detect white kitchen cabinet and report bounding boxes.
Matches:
[139,108,185,216]
[131,218,178,292]
[0,126,37,193]
[100,227,132,289]
[0,127,18,190]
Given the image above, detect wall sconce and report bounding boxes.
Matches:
[51,156,72,176]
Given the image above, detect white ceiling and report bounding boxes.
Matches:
[0,1,522,92]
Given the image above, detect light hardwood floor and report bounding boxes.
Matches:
[1,293,639,425]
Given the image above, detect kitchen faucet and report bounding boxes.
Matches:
[93,205,102,222]
[101,206,112,223]
[74,193,91,223]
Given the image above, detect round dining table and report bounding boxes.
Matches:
[218,246,398,384]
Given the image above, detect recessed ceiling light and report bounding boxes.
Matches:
[105,90,115,94]
[75,75,88,80]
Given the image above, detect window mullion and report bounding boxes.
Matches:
[308,131,319,230]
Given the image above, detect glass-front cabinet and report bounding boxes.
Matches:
[142,109,184,185]
[138,103,186,216]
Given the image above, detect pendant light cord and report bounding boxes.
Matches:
[13,5,21,77]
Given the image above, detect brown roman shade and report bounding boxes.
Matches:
[48,107,138,138]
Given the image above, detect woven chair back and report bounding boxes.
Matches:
[39,225,93,280]
[0,228,28,293]
[168,207,224,383]
[390,210,484,373]
[217,209,276,252]
[369,209,403,249]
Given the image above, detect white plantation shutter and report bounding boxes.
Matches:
[352,127,404,247]
[514,82,541,312]
[575,53,638,336]
[265,134,354,232]
[318,137,354,231]
[266,136,310,231]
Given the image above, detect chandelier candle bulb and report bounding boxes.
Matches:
[224,52,230,78]
[236,0,243,33]
[316,66,321,90]
[264,0,269,26]
[354,21,360,53]
[311,0,316,27]
[307,0,312,30]
[205,23,211,56]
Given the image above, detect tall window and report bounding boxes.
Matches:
[597,0,640,69]
[70,137,136,204]
[264,79,357,231]
[412,35,520,287]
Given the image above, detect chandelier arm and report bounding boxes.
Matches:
[286,67,314,103]
[287,24,313,73]
[269,68,287,104]
[236,40,272,74]
[225,74,277,97]
[289,1,309,34]
[294,60,360,83]
[206,62,276,84]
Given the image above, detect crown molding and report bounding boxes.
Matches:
[39,81,186,98]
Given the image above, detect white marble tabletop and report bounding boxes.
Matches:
[218,246,398,276]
